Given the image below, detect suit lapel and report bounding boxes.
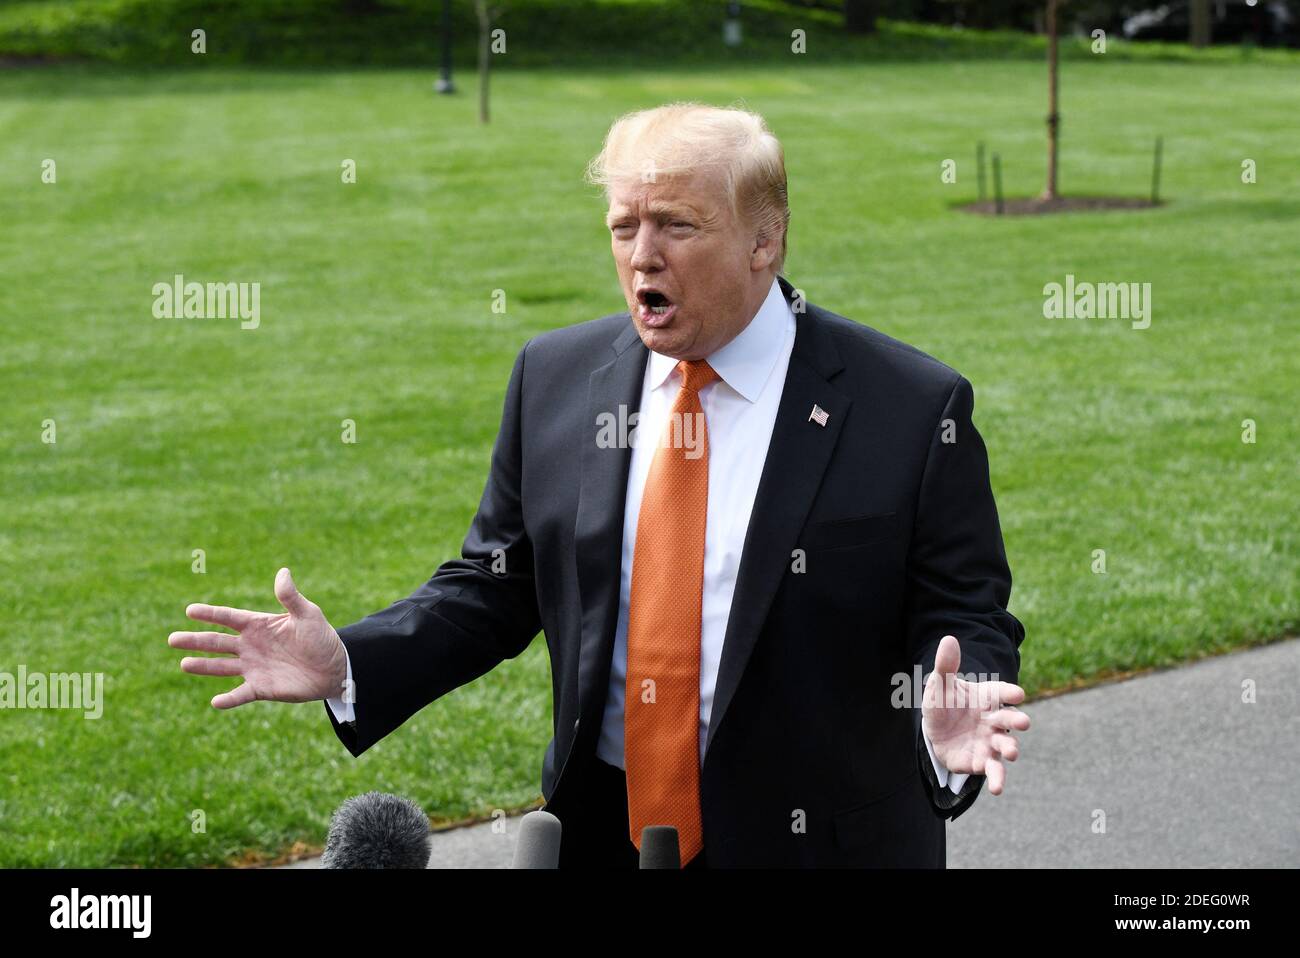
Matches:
[574,319,646,730]
[703,276,850,757]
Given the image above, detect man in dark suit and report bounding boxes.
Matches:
[170,103,1028,868]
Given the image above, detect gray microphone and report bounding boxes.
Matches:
[511,809,562,868]
[321,791,432,868]
[639,826,681,869]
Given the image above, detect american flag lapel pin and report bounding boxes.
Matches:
[809,404,829,427]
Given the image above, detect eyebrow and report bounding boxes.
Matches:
[605,202,698,227]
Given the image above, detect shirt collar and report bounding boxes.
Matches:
[646,276,791,403]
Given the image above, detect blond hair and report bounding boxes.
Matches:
[584,102,790,274]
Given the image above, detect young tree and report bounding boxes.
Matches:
[476,0,503,124]
[1042,0,1061,200]
[1190,0,1212,48]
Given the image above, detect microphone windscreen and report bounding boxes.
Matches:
[321,791,432,869]
[511,809,562,868]
[638,825,681,869]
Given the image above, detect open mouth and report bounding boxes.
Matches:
[636,288,677,327]
[641,290,671,312]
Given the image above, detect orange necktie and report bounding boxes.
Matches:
[624,358,718,867]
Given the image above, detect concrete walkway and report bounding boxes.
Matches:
[280,637,1299,868]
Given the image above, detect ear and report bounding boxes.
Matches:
[749,230,780,272]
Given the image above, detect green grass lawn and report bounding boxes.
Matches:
[1,55,1297,867]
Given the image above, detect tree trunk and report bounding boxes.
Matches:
[844,0,878,34]
[1042,0,1060,200]
[1190,0,1211,48]
[476,0,491,124]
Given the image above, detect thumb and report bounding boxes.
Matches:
[933,634,961,677]
[275,567,314,617]
[923,635,961,712]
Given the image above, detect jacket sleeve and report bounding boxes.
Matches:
[325,340,542,757]
[904,375,1025,820]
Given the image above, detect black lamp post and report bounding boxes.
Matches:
[724,1,742,46]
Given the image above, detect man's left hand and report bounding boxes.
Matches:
[922,634,1030,795]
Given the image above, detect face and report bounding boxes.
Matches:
[606,168,776,360]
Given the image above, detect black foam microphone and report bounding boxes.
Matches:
[638,826,681,869]
[320,791,432,868]
[510,809,562,868]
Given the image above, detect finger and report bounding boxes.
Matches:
[982,708,1030,731]
[180,656,243,677]
[186,603,256,631]
[168,631,238,654]
[932,634,960,676]
[212,682,257,710]
[275,567,314,618]
[993,682,1026,706]
[922,636,962,710]
[985,756,1005,795]
[969,680,1017,711]
[991,733,1020,760]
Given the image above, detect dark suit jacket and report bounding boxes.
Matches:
[325,274,1024,867]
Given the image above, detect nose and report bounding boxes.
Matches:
[628,224,664,274]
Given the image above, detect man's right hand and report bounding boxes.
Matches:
[169,567,349,710]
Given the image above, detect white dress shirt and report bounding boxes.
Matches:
[329,276,967,794]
